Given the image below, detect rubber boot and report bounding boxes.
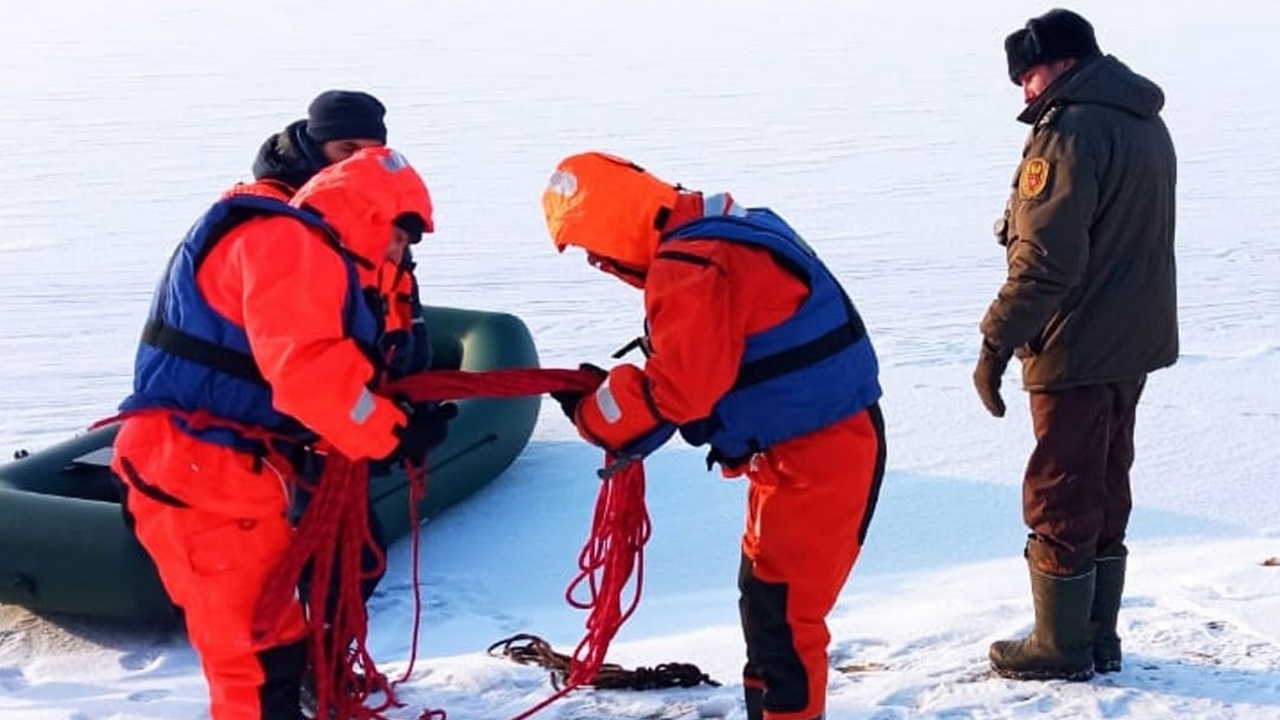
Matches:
[990,561,1096,681]
[1090,555,1126,673]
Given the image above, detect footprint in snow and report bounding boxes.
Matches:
[127,688,171,703]
[119,647,163,672]
[0,665,26,692]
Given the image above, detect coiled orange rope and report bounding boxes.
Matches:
[253,366,644,720]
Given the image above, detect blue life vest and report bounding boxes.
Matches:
[120,194,383,450]
[661,207,882,460]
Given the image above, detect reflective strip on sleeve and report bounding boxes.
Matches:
[594,381,623,424]
[350,387,377,425]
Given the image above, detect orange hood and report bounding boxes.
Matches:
[292,147,434,266]
[542,152,680,273]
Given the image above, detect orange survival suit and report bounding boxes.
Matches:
[112,147,433,720]
[543,152,887,720]
[228,168,425,380]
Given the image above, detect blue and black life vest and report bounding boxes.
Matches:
[661,207,881,460]
[119,193,383,451]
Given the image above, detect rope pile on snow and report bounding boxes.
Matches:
[488,633,721,691]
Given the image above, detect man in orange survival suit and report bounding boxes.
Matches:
[111,147,453,720]
[238,90,429,612]
[542,152,887,720]
[234,93,428,716]
[245,89,429,379]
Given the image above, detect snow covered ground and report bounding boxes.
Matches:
[1,1,1278,718]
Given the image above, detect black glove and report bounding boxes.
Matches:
[391,402,458,466]
[550,363,609,420]
[378,328,413,379]
[972,341,1013,418]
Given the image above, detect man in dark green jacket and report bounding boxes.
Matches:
[974,8,1178,682]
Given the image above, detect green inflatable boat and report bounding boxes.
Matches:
[0,306,540,627]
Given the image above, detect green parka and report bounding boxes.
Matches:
[982,55,1178,391]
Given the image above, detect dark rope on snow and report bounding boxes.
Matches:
[487,633,720,691]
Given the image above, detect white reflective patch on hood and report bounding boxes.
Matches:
[705,192,746,217]
[381,149,411,172]
[546,169,577,196]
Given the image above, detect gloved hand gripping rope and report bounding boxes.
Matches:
[252,367,620,720]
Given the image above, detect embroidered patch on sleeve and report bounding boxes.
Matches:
[1018,158,1050,199]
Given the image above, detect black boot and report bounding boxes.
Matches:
[299,670,319,720]
[744,685,763,720]
[1090,555,1126,673]
[255,639,308,720]
[745,685,824,720]
[300,659,369,719]
[990,562,1095,681]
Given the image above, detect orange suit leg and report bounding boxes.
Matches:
[739,404,886,720]
[113,416,308,720]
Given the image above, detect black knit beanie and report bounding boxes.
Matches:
[1005,8,1102,85]
[393,213,427,244]
[305,90,388,144]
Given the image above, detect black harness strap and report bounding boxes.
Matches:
[731,272,869,393]
[119,457,190,509]
[654,249,715,268]
[142,202,346,387]
[141,319,267,385]
[732,320,863,392]
[658,230,865,393]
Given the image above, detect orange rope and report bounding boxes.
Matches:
[567,455,650,686]
[96,409,403,718]
[503,454,651,720]
[257,454,398,720]
[104,366,639,720]
[254,367,617,720]
[395,369,657,719]
[385,367,601,402]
